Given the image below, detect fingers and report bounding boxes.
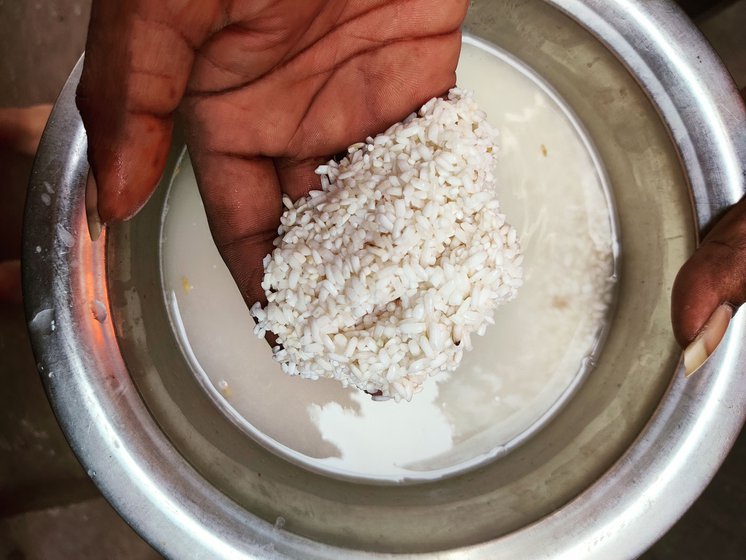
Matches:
[76,1,209,223]
[671,196,746,347]
[189,151,282,307]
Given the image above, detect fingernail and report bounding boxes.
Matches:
[683,303,733,377]
[85,169,104,242]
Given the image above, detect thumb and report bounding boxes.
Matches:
[76,2,200,223]
[671,196,746,347]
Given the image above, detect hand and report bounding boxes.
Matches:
[672,196,746,350]
[671,87,746,369]
[77,0,468,306]
[78,1,744,360]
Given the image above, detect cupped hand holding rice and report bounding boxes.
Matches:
[251,88,522,401]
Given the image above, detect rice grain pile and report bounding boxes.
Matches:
[250,88,522,401]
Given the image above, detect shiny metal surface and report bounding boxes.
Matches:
[23,1,745,559]
[556,0,746,232]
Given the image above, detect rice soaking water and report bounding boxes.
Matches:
[160,38,618,482]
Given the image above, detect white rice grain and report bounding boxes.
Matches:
[251,88,522,401]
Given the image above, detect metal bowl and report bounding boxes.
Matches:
[23,0,746,558]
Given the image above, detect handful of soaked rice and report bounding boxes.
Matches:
[250,88,522,401]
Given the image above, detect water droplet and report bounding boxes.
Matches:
[87,469,96,478]
[90,300,107,322]
[29,308,55,335]
[56,224,75,248]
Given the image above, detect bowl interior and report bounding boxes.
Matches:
[105,0,693,552]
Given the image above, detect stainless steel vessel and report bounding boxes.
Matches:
[23,1,746,558]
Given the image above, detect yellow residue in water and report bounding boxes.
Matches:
[551,295,569,310]
[217,380,232,399]
[182,276,193,293]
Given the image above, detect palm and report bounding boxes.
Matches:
[186,1,463,157]
[183,1,465,305]
[79,0,467,307]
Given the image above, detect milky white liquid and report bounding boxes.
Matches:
[160,38,618,482]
